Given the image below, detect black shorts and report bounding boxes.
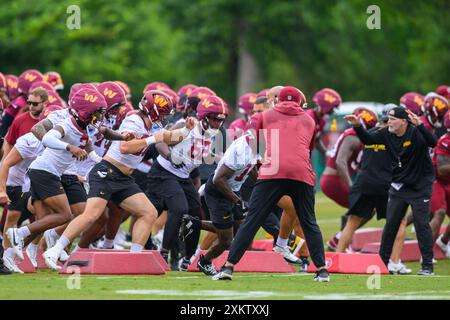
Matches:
[61,174,87,205]
[347,188,388,220]
[131,170,148,192]
[6,186,31,216]
[204,176,245,229]
[146,161,200,215]
[28,169,65,201]
[88,160,143,206]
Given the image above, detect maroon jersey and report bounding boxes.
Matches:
[419,115,434,133]
[306,109,326,139]
[326,128,362,175]
[433,133,450,185]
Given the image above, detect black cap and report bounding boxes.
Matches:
[389,106,409,120]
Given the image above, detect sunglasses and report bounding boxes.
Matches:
[27,100,43,106]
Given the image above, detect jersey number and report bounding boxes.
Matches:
[190,139,211,160]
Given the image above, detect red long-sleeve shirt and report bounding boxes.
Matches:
[253,102,316,186]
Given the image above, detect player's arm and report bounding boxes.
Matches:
[213,164,241,204]
[335,135,360,188]
[0,147,24,205]
[98,127,135,141]
[437,154,450,176]
[345,115,386,145]
[42,126,88,161]
[119,118,195,155]
[31,119,54,141]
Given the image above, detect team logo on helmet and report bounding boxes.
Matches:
[354,107,378,129]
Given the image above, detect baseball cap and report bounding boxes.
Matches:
[279,86,301,103]
[388,106,409,120]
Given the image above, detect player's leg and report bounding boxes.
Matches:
[336,215,367,253]
[117,192,157,251]
[44,197,108,270]
[273,196,303,264]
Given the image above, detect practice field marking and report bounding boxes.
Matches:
[115,289,277,299]
[115,289,450,300]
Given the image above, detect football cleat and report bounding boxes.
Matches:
[435,235,450,258]
[26,246,38,268]
[44,229,58,249]
[197,255,218,276]
[43,247,62,271]
[298,256,310,273]
[3,255,24,274]
[417,268,434,276]
[6,228,24,260]
[313,268,330,282]
[388,260,412,275]
[273,245,302,264]
[178,257,191,272]
[212,266,233,281]
[0,259,12,275]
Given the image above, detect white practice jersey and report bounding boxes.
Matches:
[106,114,155,169]
[214,135,258,192]
[157,125,214,179]
[46,108,70,126]
[7,133,44,191]
[29,117,89,177]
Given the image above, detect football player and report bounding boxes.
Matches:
[146,95,227,271]
[44,90,195,269]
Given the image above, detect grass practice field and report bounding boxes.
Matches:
[0,193,449,300]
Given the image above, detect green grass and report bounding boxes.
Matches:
[0,192,449,300]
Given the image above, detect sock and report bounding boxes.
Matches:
[130,243,143,252]
[49,228,60,239]
[27,243,38,254]
[72,245,80,253]
[17,226,31,238]
[276,237,288,248]
[4,248,15,259]
[335,232,342,240]
[54,236,71,253]
[102,238,114,249]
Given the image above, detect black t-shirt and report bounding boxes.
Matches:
[354,123,437,192]
[353,127,392,195]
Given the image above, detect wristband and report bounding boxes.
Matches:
[145,135,156,146]
[180,127,191,138]
[89,151,102,163]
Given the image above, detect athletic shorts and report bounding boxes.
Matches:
[28,169,65,201]
[131,170,148,192]
[319,174,350,208]
[347,188,388,220]
[6,186,32,219]
[204,177,245,230]
[61,174,87,205]
[88,160,142,206]
[430,181,450,217]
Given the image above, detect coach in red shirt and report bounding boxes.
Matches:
[213,86,329,282]
[2,87,48,159]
